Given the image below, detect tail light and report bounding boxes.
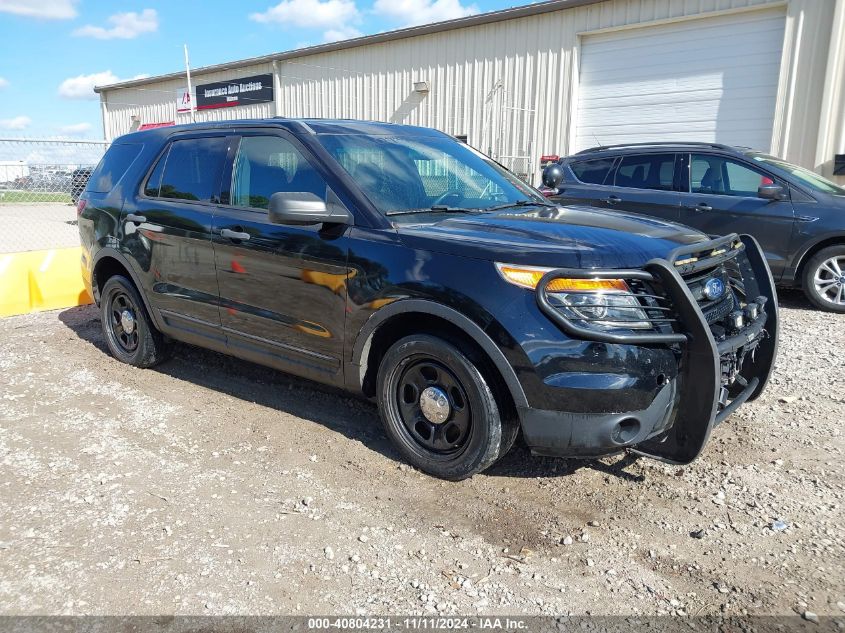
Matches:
[76,198,87,216]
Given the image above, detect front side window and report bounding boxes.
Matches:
[231,135,327,210]
[315,134,540,215]
[569,157,616,185]
[154,137,228,202]
[614,154,675,191]
[690,154,774,197]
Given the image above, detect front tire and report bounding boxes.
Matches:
[802,245,845,313]
[377,334,511,480]
[100,275,169,367]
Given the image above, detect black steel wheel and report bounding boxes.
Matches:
[377,334,510,480]
[100,275,169,367]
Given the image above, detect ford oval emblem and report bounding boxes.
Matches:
[703,277,726,301]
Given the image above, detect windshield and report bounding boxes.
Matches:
[315,133,543,215]
[750,154,845,195]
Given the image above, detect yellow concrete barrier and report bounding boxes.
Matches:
[0,246,93,317]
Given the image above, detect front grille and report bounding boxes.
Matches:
[682,264,736,325]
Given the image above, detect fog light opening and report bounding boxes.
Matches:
[612,418,641,445]
[656,373,667,387]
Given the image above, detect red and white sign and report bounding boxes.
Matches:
[176,87,195,114]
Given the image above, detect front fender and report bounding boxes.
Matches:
[347,298,529,409]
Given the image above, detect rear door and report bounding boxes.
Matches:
[678,153,795,280]
[212,131,350,385]
[606,152,682,223]
[128,134,229,342]
[553,156,618,208]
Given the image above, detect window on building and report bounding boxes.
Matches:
[230,136,327,210]
[156,137,228,202]
[614,154,675,191]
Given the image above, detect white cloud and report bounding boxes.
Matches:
[0,0,77,19]
[372,0,477,27]
[0,116,31,130]
[73,8,158,39]
[57,70,147,100]
[323,25,362,42]
[59,122,92,135]
[58,71,119,100]
[0,77,8,89]
[250,0,359,29]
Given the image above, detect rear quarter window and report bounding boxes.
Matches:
[569,158,616,185]
[86,143,143,193]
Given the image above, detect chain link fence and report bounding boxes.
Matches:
[0,139,107,254]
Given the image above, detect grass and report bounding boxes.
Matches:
[0,190,72,204]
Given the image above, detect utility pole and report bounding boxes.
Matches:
[184,44,195,122]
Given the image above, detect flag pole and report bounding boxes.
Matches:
[184,44,195,122]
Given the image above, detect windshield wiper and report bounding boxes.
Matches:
[484,199,559,212]
[385,206,480,217]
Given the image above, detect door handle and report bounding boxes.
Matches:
[605,195,622,204]
[125,213,146,224]
[685,203,713,213]
[220,228,250,241]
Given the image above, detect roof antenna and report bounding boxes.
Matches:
[593,133,603,148]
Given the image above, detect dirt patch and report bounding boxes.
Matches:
[0,294,842,616]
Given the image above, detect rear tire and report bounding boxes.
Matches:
[802,245,845,313]
[376,334,511,480]
[100,275,169,367]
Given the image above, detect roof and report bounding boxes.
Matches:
[113,118,449,142]
[95,0,602,93]
[571,142,753,157]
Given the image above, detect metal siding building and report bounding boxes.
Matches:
[97,0,845,183]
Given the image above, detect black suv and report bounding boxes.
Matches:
[543,143,845,312]
[78,120,777,480]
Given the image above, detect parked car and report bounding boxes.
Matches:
[78,121,777,480]
[70,168,92,204]
[543,143,845,312]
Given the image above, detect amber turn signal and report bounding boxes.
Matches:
[495,264,628,293]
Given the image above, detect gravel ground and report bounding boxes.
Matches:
[0,291,842,618]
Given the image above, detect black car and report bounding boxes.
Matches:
[543,143,845,312]
[78,120,777,480]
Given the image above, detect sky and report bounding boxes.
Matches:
[0,0,521,141]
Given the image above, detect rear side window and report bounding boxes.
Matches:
[569,158,616,185]
[153,137,228,202]
[615,154,676,191]
[87,143,142,193]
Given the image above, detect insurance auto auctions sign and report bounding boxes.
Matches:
[195,74,274,110]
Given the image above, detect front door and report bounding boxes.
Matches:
[678,153,795,280]
[212,133,350,385]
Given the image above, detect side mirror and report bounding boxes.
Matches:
[542,164,565,189]
[758,184,786,201]
[268,192,352,226]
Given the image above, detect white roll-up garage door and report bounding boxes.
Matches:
[575,8,786,152]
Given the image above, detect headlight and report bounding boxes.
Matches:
[495,263,651,330]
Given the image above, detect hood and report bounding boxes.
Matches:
[394,205,708,269]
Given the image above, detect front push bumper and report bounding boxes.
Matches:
[519,234,779,464]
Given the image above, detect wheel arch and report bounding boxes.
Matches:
[792,234,845,286]
[349,300,529,413]
[91,249,162,330]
